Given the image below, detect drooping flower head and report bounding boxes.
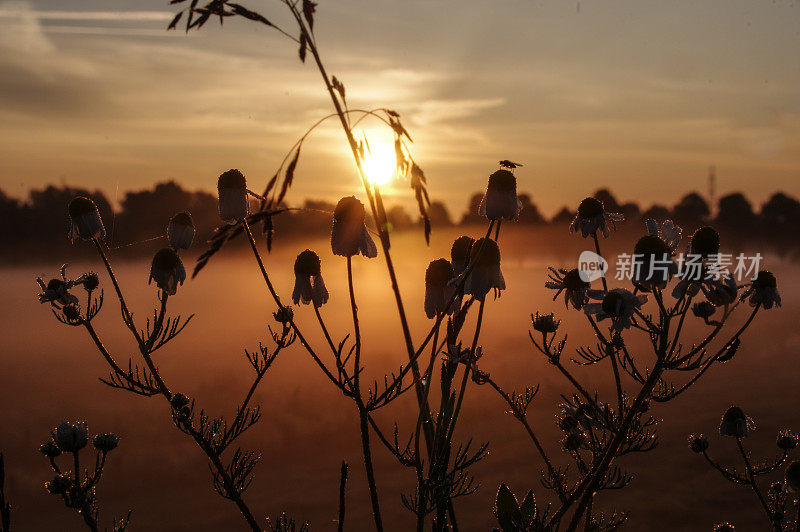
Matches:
[464,238,505,300]
[478,169,522,221]
[691,301,716,320]
[292,249,329,308]
[217,169,248,223]
[450,236,474,277]
[68,196,105,242]
[689,226,720,257]
[424,258,455,318]
[584,288,647,331]
[701,274,739,306]
[719,406,754,438]
[149,247,186,295]
[52,421,89,453]
[545,268,591,310]
[331,196,377,258]
[168,211,195,250]
[740,270,781,310]
[569,197,624,238]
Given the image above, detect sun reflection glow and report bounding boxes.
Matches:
[363,143,396,186]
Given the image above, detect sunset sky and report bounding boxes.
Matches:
[0,0,798,216]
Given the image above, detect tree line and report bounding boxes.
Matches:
[1,181,797,262]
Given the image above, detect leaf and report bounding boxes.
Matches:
[331,75,346,100]
[261,172,279,209]
[302,0,317,31]
[494,483,520,532]
[169,0,188,4]
[277,145,301,205]
[519,490,536,522]
[298,33,307,62]
[229,3,274,27]
[167,10,183,30]
[263,213,274,251]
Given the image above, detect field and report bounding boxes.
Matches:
[2,225,797,530]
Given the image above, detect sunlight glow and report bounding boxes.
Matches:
[363,143,396,186]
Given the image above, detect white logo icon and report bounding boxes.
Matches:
[578,251,608,282]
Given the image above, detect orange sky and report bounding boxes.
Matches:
[0,0,798,215]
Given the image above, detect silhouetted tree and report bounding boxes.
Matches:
[25,185,114,255]
[760,192,800,228]
[641,204,671,222]
[619,202,641,222]
[460,193,484,225]
[113,181,217,251]
[427,201,453,227]
[518,193,545,224]
[386,205,413,230]
[593,189,620,212]
[672,192,710,228]
[716,192,756,230]
[550,206,574,225]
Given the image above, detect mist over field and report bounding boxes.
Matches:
[3,225,798,530]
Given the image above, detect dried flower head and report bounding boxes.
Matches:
[53,421,89,453]
[584,288,647,331]
[68,196,105,242]
[46,474,71,495]
[688,433,709,453]
[532,312,560,334]
[719,406,754,438]
[569,197,623,238]
[545,268,591,310]
[273,306,294,325]
[479,169,522,221]
[292,250,329,308]
[149,247,186,295]
[740,270,781,310]
[690,226,720,257]
[424,258,455,318]
[217,169,248,222]
[633,219,681,289]
[450,235,474,277]
[39,440,61,458]
[81,272,100,293]
[170,393,190,409]
[464,238,505,301]
[331,196,377,258]
[777,430,798,451]
[168,211,196,250]
[93,433,120,452]
[691,301,716,319]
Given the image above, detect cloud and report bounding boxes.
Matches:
[0,8,172,21]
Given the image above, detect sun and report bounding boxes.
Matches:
[362,143,396,186]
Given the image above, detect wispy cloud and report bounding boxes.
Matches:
[0,9,172,21]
